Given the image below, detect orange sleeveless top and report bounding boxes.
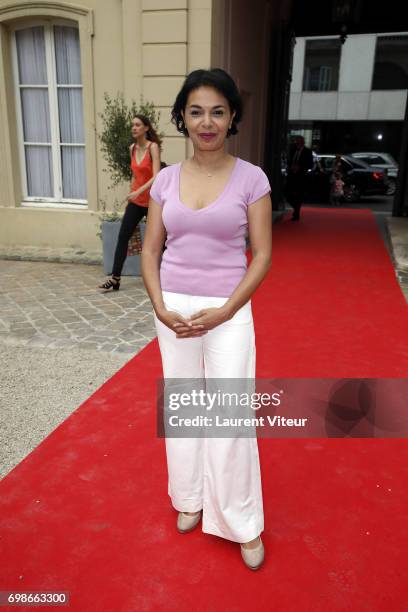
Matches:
[129,141,153,207]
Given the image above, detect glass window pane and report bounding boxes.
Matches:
[16,27,47,85]
[372,36,408,90]
[61,146,86,199]
[303,39,341,91]
[54,26,82,84]
[25,146,53,197]
[58,88,84,143]
[365,156,386,165]
[20,88,51,143]
[321,157,334,170]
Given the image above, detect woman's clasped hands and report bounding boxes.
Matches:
[158,307,230,338]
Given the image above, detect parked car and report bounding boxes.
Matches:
[350,152,399,195]
[303,154,388,203]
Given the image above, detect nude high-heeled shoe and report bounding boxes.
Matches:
[177,511,202,533]
[240,536,264,570]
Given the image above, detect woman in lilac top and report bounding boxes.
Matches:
[141,68,272,570]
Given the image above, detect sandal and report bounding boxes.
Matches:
[98,276,121,291]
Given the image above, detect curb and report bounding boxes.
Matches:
[385,217,408,273]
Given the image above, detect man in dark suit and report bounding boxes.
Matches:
[285,136,314,221]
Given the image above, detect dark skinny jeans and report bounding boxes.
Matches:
[112,202,148,277]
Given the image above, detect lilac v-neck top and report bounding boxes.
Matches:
[149,157,271,298]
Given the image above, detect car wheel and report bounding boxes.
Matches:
[386,178,396,196]
[343,183,361,203]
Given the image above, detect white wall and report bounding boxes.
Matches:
[290,37,305,93]
[338,35,376,91]
[289,33,408,122]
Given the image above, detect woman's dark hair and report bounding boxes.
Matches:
[171,68,243,138]
[133,114,162,149]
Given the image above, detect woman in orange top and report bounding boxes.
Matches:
[99,114,162,291]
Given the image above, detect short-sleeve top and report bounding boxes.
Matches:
[149,157,271,298]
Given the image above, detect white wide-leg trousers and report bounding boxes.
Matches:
[154,291,264,543]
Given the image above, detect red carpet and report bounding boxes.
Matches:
[1,207,408,611]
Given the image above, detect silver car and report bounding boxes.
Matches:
[350,152,399,195]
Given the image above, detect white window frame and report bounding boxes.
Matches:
[318,66,332,91]
[11,18,87,208]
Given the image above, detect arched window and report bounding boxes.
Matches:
[372,35,408,90]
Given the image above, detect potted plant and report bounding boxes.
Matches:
[97,93,164,275]
[97,196,147,275]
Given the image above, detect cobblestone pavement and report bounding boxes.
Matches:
[0,245,101,265]
[0,260,156,357]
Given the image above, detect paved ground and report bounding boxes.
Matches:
[1,206,407,480]
[0,263,156,479]
[377,213,408,302]
[0,345,129,480]
[0,261,156,356]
